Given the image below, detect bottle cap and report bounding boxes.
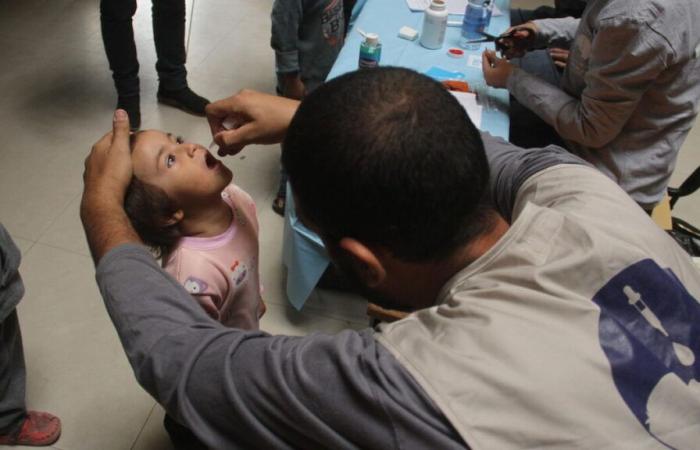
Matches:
[430,0,446,10]
[365,32,379,46]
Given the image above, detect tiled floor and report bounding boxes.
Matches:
[1,0,699,449]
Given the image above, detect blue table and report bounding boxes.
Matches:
[283,0,511,309]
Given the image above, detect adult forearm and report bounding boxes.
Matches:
[532,17,580,47]
[80,194,141,265]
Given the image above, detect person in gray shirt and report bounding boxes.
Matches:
[82,68,700,448]
[484,0,700,211]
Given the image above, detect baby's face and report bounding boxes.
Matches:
[131,130,232,209]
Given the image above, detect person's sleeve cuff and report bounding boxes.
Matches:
[275,51,300,74]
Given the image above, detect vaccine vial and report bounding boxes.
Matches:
[419,0,448,50]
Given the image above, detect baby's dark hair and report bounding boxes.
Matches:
[124,133,182,259]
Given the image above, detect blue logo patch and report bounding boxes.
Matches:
[593,259,700,448]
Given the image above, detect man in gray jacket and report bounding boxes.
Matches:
[83,68,700,449]
[484,0,700,211]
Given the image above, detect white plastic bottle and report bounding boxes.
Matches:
[419,0,448,49]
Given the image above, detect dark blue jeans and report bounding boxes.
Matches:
[100,0,188,97]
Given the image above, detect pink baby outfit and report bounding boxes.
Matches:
[164,184,263,329]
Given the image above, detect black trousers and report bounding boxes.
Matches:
[100,0,188,97]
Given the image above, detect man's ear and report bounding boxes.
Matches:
[162,209,184,227]
[338,237,387,287]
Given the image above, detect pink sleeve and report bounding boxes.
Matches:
[164,249,229,322]
[227,184,259,232]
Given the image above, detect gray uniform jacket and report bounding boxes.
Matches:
[507,0,700,209]
[95,135,585,449]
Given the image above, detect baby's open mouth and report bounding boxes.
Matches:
[205,152,219,169]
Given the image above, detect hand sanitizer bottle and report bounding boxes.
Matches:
[358,31,382,69]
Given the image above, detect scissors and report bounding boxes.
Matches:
[464,30,514,54]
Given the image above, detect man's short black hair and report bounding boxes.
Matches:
[282,67,493,262]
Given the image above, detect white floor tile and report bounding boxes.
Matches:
[16,244,155,450]
[0,128,84,242]
[37,195,91,258]
[259,301,366,337]
[9,235,34,256]
[131,405,173,450]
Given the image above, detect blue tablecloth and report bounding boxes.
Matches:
[283,0,511,309]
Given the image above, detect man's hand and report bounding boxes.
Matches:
[83,109,133,204]
[548,47,570,69]
[498,22,538,59]
[205,89,300,156]
[81,109,141,265]
[482,50,514,89]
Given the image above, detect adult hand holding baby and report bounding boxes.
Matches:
[83,109,133,203]
[81,109,141,264]
[206,89,300,156]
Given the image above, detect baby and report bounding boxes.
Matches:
[124,130,264,329]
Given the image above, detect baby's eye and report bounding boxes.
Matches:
[175,136,184,144]
[166,154,175,168]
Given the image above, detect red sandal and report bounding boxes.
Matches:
[0,411,61,446]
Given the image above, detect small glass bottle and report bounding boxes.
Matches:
[459,0,492,50]
[419,0,448,49]
[359,32,382,69]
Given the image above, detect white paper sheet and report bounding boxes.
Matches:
[467,54,482,68]
[406,0,503,16]
[450,91,482,128]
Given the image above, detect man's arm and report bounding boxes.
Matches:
[480,132,588,222]
[97,244,467,449]
[506,19,669,148]
[531,17,580,48]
